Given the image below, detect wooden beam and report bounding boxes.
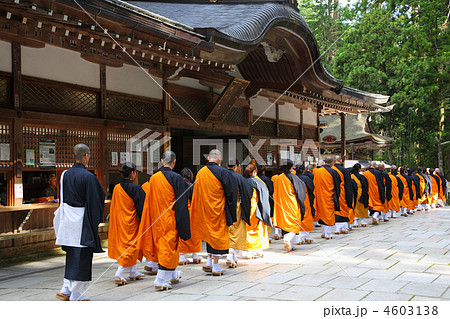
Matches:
[205,78,250,123]
[166,115,249,135]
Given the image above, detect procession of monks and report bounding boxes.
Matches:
[107,150,448,291]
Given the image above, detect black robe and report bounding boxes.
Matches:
[160,167,191,241]
[206,162,238,226]
[229,169,253,226]
[284,171,307,221]
[62,163,105,253]
[394,174,404,201]
[119,179,146,222]
[378,170,392,203]
[353,172,369,208]
[323,165,341,212]
[334,164,354,209]
[304,171,315,181]
[296,171,316,217]
[410,174,421,200]
[435,173,447,197]
[247,176,272,227]
[401,173,414,201]
[257,173,274,218]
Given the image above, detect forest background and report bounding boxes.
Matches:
[299,0,449,177]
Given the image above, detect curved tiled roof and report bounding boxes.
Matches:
[128,2,309,43]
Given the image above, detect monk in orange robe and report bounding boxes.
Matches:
[408,168,420,213]
[388,165,403,218]
[313,157,341,240]
[399,166,415,215]
[190,149,238,276]
[363,161,386,224]
[416,167,431,211]
[295,164,315,243]
[332,156,354,234]
[428,168,440,209]
[178,168,202,266]
[350,163,369,227]
[273,159,306,251]
[270,170,282,240]
[139,179,158,275]
[137,151,191,290]
[225,158,252,267]
[108,162,145,285]
[244,164,272,258]
[435,168,447,207]
[397,167,410,216]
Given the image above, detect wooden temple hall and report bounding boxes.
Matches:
[0,0,390,257]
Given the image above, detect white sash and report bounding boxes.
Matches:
[53,170,87,247]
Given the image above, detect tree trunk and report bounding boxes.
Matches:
[385,112,393,164]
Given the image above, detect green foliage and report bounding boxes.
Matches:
[299,0,449,171]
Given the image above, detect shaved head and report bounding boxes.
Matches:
[162,151,176,165]
[334,155,342,163]
[324,157,334,165]
[73,144,90,161]
[208,149,222,164]
[370,161,377,168]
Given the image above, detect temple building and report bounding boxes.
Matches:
[0,0,390,258]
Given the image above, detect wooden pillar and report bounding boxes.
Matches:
[12,42,23,206]
[300,107,304,141]
[162,65,169,127]
[275,103,280,137]
[316,104,321,157]
[99,64,108,192]
[340,113,346,159]
[99,64,107,118]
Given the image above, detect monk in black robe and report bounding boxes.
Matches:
[54,144,105,301]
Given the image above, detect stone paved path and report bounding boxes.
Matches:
[1,207,449,301]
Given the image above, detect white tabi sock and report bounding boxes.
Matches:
[283,232,296,244]
[154,269,172,286]
[212,263,224,273]
[60,278,71,296]
[373,211,379,220]
[130,264,143,277]
[206,255,212,267]
[179,253,187,263]
[360,218,367,226]
[115,265,126,279]
[68,280,90,301]
[171,270,182,282]
[192,253,201,260]
[145,259,159,272]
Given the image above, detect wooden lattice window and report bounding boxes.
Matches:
[224,107,247,124]
[169,96,208,119]
[0,123,11,167]
[251,120,276,137]
[22,79,98,116]
[0,77,10,107]
[303,127,318,141]
[106,95,161,123]
[279,124,300,138]
[107,131,154,170]
[23,126,100,169]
